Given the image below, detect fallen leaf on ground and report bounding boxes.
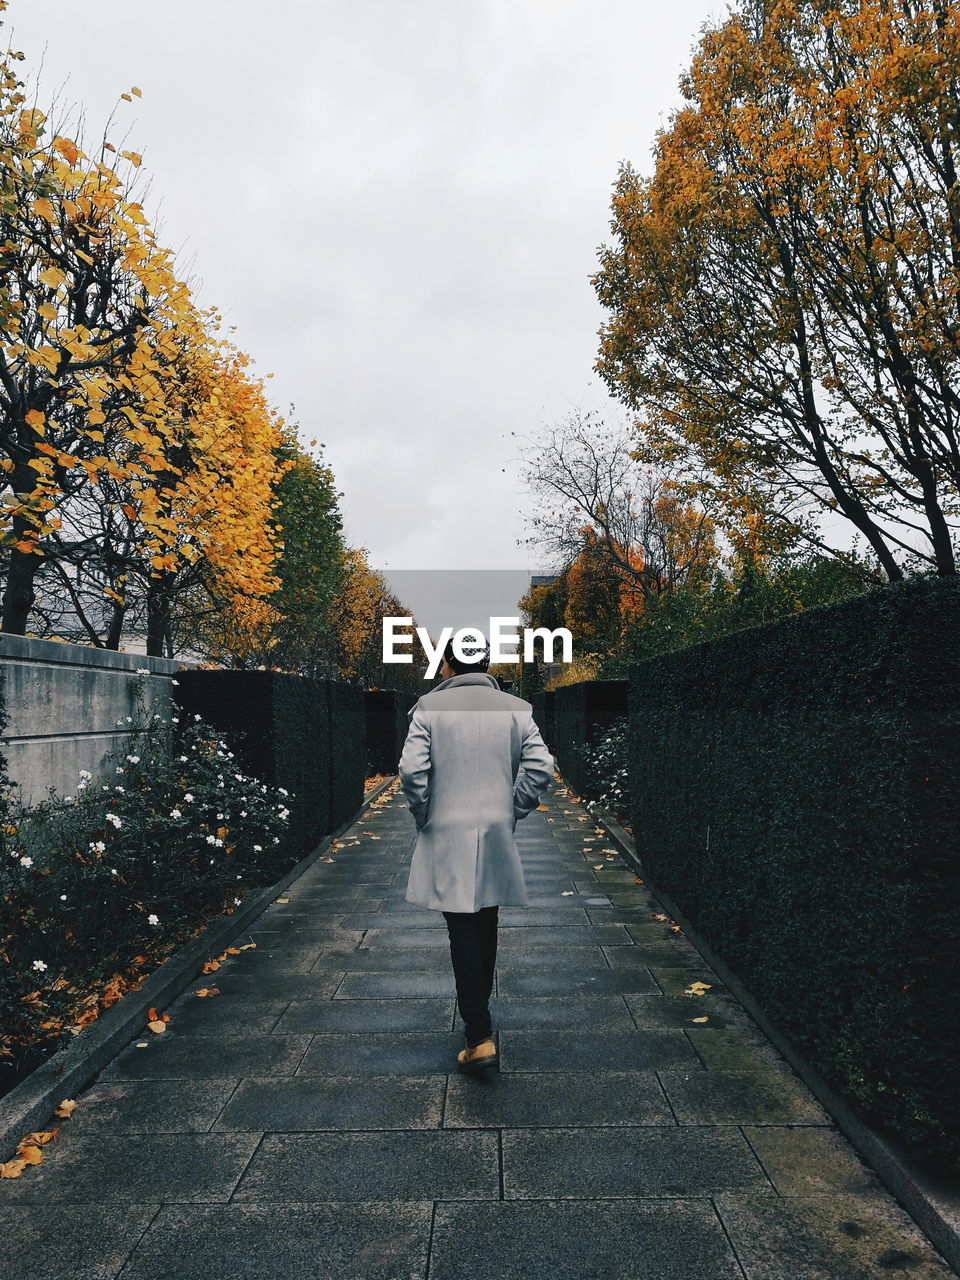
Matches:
[593,865,603,870]
[201,960,221,974]
[274,898,290,904]
[561,891,574,896]
[147,1019,166,1033]
[0,1159,27,1178]
[195,987,220,998]
[53,1100,77,1119]
[685,982,712,996]
[691,1016,710,1023]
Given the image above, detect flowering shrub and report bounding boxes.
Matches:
[575,716,630,823]
[0,685,291,1091]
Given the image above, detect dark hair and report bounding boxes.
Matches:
[442,633,490,674]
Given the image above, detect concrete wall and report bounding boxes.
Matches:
[0,634,187,807]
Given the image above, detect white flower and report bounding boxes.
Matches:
[235,773,243,781]
[172,679,179,686]
[116,719,125,727]
[114,786,125,794]
[253,844,262,852]
[115,766,125,774]
[147,913,159,925]
[126,755,140,764]
[136,667,151,676]
[178,756,188,763]
[78,769,92,780]
[60,894,67,901]
[272,837,279,844]
[170,809,182,819]
[216,812,225,820]
[90,840,106,853]
[183,793,194,803]
[278,787,288,797]
[64,794,75,803]
[240,810,247,818]
[126,716,133,723]
[19,855,33,868]
[234,897,242,905]
[206,834,217,844]
[31,959,47,972]
[194,713,201,721]
[110,868,118,876]
[106,813,122,828]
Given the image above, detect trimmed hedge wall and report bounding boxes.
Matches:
[328,681,366,831]
[552,680,628,795]
[628,577,960,1171]
[173,671,366,860]
[530,690,555,751]
[365,689,416,775]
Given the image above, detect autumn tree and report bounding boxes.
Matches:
[594,0,960,580]
[516,407,722,610]
[0,21,294,655]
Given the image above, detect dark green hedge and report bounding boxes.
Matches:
[628,576,960,1171]
[328,680,366,830]
[173,672,366,860]
[552,680,628,794]
[531,690,555,751]
[365,689,416,774]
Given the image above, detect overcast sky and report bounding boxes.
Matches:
[9,0,726,604]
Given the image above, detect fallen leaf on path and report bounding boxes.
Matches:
[201,959,220,973]
[691,1016,710,1023]
[53,1099,77,1119]
[0,1159,27,1178]
[561,891,574,896]
[274,898,290,904]
[147,1019,166,1033]
[684,982,712,997]
[195,987,220,998]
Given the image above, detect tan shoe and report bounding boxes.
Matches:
[457,1037,498,1073]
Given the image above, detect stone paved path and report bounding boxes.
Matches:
[1,780,955,1279]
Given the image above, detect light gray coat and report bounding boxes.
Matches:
[398,671,555,913]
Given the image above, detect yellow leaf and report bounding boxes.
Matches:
[53,1099,77,1118]
[18,1145,42,1165]
[195,987,220,998]
[131,86,142,97]
[691,1016,709,1023]
[33,198,56,225]
[201,959,220,974]
[147,1019,166,1034]
[38,266,66,289]
[52,136,82,165]
[0,1159,27,1178]
[24,409,45,434]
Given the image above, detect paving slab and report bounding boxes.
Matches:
[502,1125,770,1198]
[0,1204,159,1279]
[233,1130,499,1201]
[213,1073,445,1131]
[427,1200,743,1280]
[119,1203,432,1280]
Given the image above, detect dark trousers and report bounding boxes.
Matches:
[442,905,498,1046]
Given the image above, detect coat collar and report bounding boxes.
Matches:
[430,672,500,694]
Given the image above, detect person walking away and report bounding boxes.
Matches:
[398,637,554,1073]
